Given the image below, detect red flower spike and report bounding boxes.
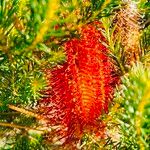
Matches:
[40,22,118,144]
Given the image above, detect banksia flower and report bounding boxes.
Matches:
[40,22,118,145]
[114,0,141,64]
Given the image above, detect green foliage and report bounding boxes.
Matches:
[0,0,149,149]
[0,56,46,107]
[79,133,122,150]
[114,63,150,149]
[0,129,47,150]
[101,17,126,75]
[140,26,150,64]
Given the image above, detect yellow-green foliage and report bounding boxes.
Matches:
[115,62,150,149]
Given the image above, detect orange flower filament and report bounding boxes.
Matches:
[40,22,118,143]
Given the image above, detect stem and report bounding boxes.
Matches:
[135,86,150,150]
[0,102,47,122]
[8,104,47,122]
[110,53,126,75]
[0,112,20,116]
[0,122,44,132]
[27,0,59,50]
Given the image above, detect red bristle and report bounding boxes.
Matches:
[40,22,118,143]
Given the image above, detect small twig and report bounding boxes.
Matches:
[0,102,48,122]
[0,112,20,116]
[0,122,44,132]
[8,104,47,122]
